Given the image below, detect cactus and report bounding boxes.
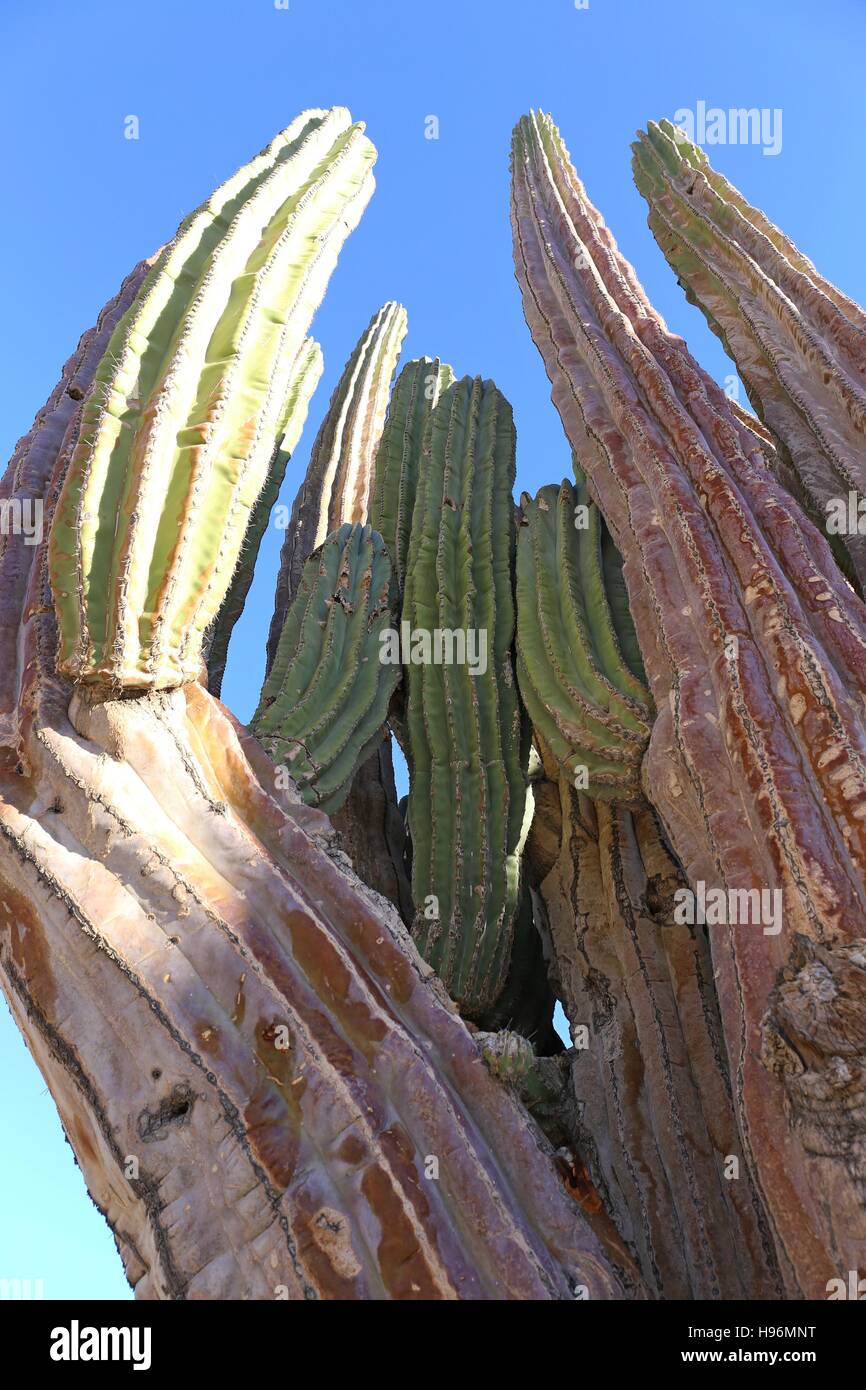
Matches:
[0,178,624,1301]
[402,375,529,1021]
[516,476,652,800]
[49,108,376,689]
[265,301,407,673]
[206,336,324,696]
[252,523,400,814]
[512,108,866,1293]
[633,120,866,595]
[369,356,455,593]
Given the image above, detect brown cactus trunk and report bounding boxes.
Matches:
[0,270,622,1301]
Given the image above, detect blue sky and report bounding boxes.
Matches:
[1,0,864,1300]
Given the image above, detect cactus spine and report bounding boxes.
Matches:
[369,357,455,593]
[252,523,399,813]
[49,108,376,689]
[516,476,651,800]
[633,119,866,595]
[402,375,528,1021]
[206,335,324,696]
[265,301,407,673]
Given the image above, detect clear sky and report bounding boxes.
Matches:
[2,0,864,1300]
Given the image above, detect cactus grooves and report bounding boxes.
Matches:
[633,120,866,596]
[265,301,407,672]
[402,375,529,1023]
[516,477,652,801]
[512,108,866,1293]
[0,195,625,1299]
[49,110,378,691]
[252,524,400,814]
[262,304,411,917]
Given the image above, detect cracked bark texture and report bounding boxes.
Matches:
[0,269,623,1301]
[512,110,866,1295]
[525,745,782,1299]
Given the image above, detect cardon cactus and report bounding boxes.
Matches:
[369,356,455,593]
[49,108,376,689]
[0,122,625,1302]
[206,335,324,696]
[402,375,529,1021]
[265,301,407,673]
[512,107,866,1294]
[252,523,400,814]
[633,120,866,595]
[516,476,652,800]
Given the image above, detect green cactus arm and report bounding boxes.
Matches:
[515,480,652,800]
[369,356,455,593]
[252,523,400,814]
[632,119,866,594]
[403,376,528,1021]
[49,108,376,689]
[264,301,407,674]
[205,335,323,696]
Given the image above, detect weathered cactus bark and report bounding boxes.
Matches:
[633,120,866,595]
[0,267,624,1302]
[511,109,866,1295]
[402,375,530,1022]
[253,524,400,813]
[525,744,782,1299]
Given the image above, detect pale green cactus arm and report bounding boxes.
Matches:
[49,107,376,688]
[265,301,407,673]
[252,523,400,814]
[516,475,652,800]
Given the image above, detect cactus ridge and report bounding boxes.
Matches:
[369,356,455,593]
[206,335,324,696]
[633,118,866,593]
[403,375,527,1020]
[265,301,407,674]
[516,476,652,800]
[253,522,400,813]
[49,107,376,688]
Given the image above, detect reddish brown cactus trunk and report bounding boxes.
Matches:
[512,110,866,1295]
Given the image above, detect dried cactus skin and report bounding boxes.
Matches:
[369,356,455,594]
[525,741,782,1299]
[49,108,376,690]
[512,109,866,1292]
[206,336,324,697]
[516,477,652,800]
[633,120,866,594]
[252,523,400,814]
[0,274,624,1303]
[403,375,528,1022]
[265,301,407,675]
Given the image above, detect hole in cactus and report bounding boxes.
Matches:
[553,1000,572,1048]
